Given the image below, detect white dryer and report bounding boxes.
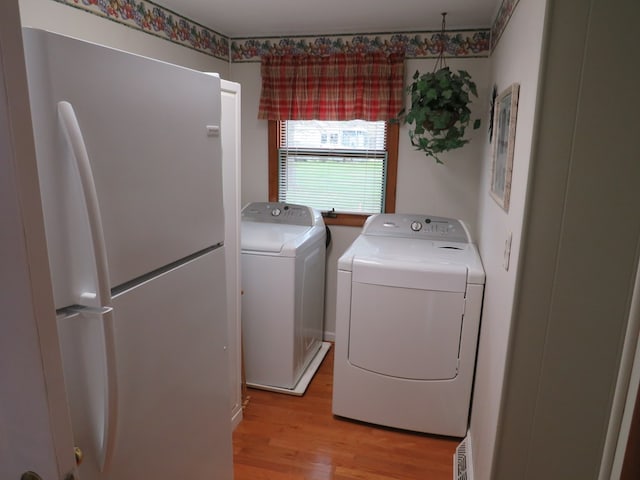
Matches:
[241,202,331,395]
[332,213,485,437]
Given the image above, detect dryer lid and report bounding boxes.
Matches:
[352,256,468,292]
[339,235,485,285]
[241,222,314,254]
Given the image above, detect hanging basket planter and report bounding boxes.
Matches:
[398,14,481,163]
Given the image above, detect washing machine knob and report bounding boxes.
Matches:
[410,221,422,232]
[271,208,281,216]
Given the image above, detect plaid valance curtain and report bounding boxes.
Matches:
[258,52,405,121]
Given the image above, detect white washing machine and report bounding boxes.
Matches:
[332,213,485,437]
[241,202,331,396]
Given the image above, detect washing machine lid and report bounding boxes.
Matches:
[241,202,326,256]
[241,201,322,227]
[241,222,316,255]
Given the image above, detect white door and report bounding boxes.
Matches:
[348,259,467,380]
[348,281,465,380]
[220,79,244,428]
[0,2,76,478]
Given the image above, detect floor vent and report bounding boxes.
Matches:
[454,436,473,480]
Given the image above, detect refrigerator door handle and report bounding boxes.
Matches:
[57,101,111,307]
[65,306,118,473]
[58,101,118,473]
[97,306,118,473]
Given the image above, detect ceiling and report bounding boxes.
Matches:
[159,0,501,38]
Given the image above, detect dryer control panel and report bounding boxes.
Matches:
[242,202,320,226]
[362,213,470,243]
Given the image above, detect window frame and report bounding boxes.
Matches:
[268,120,398,227]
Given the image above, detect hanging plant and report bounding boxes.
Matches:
[400,67,481,163]
[398,13,481,163]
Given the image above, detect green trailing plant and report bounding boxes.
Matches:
[399,67,481,163]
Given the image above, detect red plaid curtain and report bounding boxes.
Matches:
[258,52,405,121]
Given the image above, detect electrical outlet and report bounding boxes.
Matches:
[503,231,513,271]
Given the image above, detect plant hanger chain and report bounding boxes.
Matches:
[433,12,447,72]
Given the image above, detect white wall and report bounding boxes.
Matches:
[230,57,489,338]
[18,0,229,75]
[469,0,548,478]
[490,0,640,477]
[398,58,489,239]
[230,62,268,207]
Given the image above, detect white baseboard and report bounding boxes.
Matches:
[231,407,243,431]
[323,331,335,342]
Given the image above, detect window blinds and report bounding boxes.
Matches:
[278,120,388,214]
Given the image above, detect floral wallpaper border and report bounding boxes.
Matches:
[52,0,520,62]
[231,30,490,63]
[53,0,229,61]
[491,0,521,51]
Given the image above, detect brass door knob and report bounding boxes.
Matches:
[74,446,84,465]
[21,472,42,480]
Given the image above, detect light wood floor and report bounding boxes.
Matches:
[233,347,459,479]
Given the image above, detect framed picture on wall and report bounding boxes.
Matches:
[490,83,520,212]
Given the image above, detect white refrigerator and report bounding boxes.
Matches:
[22,27,233,479]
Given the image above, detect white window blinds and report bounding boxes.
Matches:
[278,120,388,214]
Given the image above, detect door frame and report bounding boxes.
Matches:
[607,260,640,478]
[0,1,76,478]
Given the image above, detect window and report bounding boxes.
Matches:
[268,120,398,227]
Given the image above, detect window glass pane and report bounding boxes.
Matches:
[283,120,385,150]
[279,120,387,214]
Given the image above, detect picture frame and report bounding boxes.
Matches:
[488,84,497,143]
[490,83,520,211]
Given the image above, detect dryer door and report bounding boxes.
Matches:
[348,258,467,380]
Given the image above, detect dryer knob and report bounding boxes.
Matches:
[271,208,281,216]
[410,221,422,232]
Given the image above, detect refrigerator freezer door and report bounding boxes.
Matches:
[23,28,224,303]
[61,248,232,480]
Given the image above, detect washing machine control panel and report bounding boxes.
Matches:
[242,202,320,226]
[363,213,470,242]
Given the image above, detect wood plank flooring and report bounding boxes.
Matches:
[233,347,459,479]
